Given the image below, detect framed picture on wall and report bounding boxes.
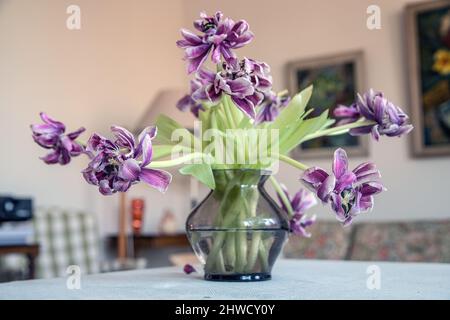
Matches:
[287,51,368,159]
[406,0,450,157]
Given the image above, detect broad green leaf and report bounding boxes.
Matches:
[179,163,215,189]
[237,115,251,129]
[152,145,175,160]
[268,85,313,131]
[280,109,329,154]
[214,107,228,132]
[154,114,197,148]
[198,108,211,133]
[270,107,313,151]
[320,118,336,131]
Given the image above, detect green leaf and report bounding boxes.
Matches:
[268,85,313,131]
[154,114,197,148]
[152,145,175,160]
[198,108,211,134]
[237,115,251,129]
[280,109,329,154]
[320,118,336,131]
[179,163,216,189]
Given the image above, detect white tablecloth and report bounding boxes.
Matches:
[1,259,449,299]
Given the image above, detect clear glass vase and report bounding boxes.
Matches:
[186,169,289,281]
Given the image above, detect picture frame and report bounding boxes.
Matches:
[287,50,368,159]
[406,0,450,157]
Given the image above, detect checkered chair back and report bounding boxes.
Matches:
[33,207,100,278]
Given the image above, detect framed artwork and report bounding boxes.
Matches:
[406,0,450,157]
[287,51,368,159]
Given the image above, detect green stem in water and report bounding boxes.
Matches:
[224,232,236,269]
[302,119,375,141]
[258,240,269,272]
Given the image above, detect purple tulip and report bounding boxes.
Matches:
[301,148,384,226]
[176,80,205,118]
[277,184,317,237]
[31,112,85,165]
[177,11,254,73]
[192,58,272,119]
[334,89,413,140]
[82,126,172,195]
[255,91,290,124]
[333,103,360,126]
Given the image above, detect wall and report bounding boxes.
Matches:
[182,0,450,221]
[0,0,186,235]
[1,0,449,240]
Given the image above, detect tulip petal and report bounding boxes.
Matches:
[59,148,71,165]
[353,162,376,176]
[139,168,172,193]
[335,171,356,193]
[185,44,211,60]
[179,29,203,45]
[334,104,360,118]
[317,175,336,202]
[359,182,384,196]
[135,126,157,160]
[231,96,256,119]
[297,190,318,213]
[99,180,113,195]
[187,48,211,74]
[301,167,329,186]
[332,148,348,179]
[349,125,373,136]
[67,127,86,140]
[111,126,136,150]
[226,78,254,97]
[176,95,192,112]
[40,112,65,130]
[119,159,141,181]
[40,150,60,164]
[112,179,131,193]
[140,134,153,167]
[357,195,374,212]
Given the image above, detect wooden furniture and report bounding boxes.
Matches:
[117,193,128,262]
[0,244,39,279]
[108,233,190,257]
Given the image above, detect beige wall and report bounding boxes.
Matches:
[0,0,449,237]
[0,0,187,234]
[181,0,450,221]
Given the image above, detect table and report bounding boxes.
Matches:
[0,259,449,299]
[0,244,39,280]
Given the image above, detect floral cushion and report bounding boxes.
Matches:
[283,221,353,260]
[349,220,450,263]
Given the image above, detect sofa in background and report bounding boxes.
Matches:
[283,220,450,263]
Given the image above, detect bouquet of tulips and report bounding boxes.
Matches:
[31,11,412,275]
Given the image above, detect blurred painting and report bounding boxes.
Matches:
[287,51,368,158]
[406,0,450,157]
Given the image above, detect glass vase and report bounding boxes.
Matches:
[186,169,289,281]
